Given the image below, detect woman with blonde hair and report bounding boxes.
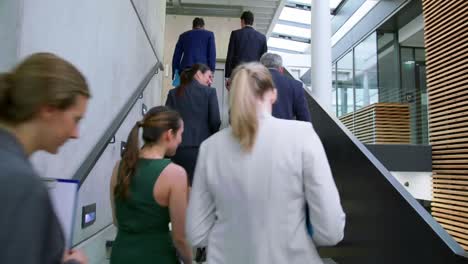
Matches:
[186,62,345,263]
[110,106,192,264]
[0,53,90,264]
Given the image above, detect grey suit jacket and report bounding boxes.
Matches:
[0,129,69,264]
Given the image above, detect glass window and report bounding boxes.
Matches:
[401,47,416,103]
[415,49,428,144]
[401,47,428,144]
[332,63,337,115]
[336,51,354,116]
[377,32,400,103]
[415,48,426,62]
[354,33,378,110]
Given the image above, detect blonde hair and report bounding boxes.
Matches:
[0,52,90,124]
[229,62,274,151]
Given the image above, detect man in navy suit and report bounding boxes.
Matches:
[260,53,311,122]
[172,17,216,80]
[225,11,267,86]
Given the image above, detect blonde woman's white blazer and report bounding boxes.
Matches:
[186,111,346,264]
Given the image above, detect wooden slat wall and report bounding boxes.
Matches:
[422,0,468,251]
[339,103,410,144]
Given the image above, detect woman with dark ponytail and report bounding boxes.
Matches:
[0,53,90,264]
[166,63,221,185]
[109,106,192,264]
[186,63,345,263]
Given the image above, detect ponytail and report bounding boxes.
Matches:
[115,106,181,199]
[230,69,258,151]
[114,121,141,199]
[176,63,211,97]
[229,63,275,152]
[176,68,195,97]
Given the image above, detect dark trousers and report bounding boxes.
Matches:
[171,146,199,186]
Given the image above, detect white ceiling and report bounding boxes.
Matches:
[166,0,348,54]
[166,0,282,34]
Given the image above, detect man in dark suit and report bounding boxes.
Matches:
[172,17,216,80]
[260,53,311,122]
[225,11,267,87]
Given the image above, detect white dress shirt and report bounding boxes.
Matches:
[186,111,345,264]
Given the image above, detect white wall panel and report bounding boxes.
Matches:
[1,0,166,259]
[0,0,21,71]
[21,0,156,180]
[391,171,432,201]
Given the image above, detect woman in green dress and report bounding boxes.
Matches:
[110,106,192,264]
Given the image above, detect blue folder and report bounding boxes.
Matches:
[172,69,181,87]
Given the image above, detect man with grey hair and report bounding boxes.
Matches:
[260,53,311,122]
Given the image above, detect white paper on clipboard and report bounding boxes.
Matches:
[43,178,79,249]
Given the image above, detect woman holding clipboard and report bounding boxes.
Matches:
[0,53,90,264]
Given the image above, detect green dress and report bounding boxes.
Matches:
[110,159,178,264]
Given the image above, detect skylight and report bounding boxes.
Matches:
[272,24,311,39]
[279,7,311,25]
[268,37,310,53]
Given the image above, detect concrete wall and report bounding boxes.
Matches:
[22,0,155,179]
[1,0,166,262]
[75,225,116,264]
[132,0,167,107]
[162,15,239,104]
[72,77,160,245]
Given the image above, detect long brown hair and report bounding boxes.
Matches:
[229,62,274,151]
[114,106,182,199]
[0,52,90,124]
[176,63,211,97]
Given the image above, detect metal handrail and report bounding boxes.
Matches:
[72,62,162,187]
[130,0,164,71]
[72,0,164,186]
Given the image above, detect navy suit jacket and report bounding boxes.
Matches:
[225,26,267,78]
[166,80,221,147]
[269,69,311,122]
[172,29,216,79]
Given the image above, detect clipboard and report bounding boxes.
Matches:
[43,178,79,249]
